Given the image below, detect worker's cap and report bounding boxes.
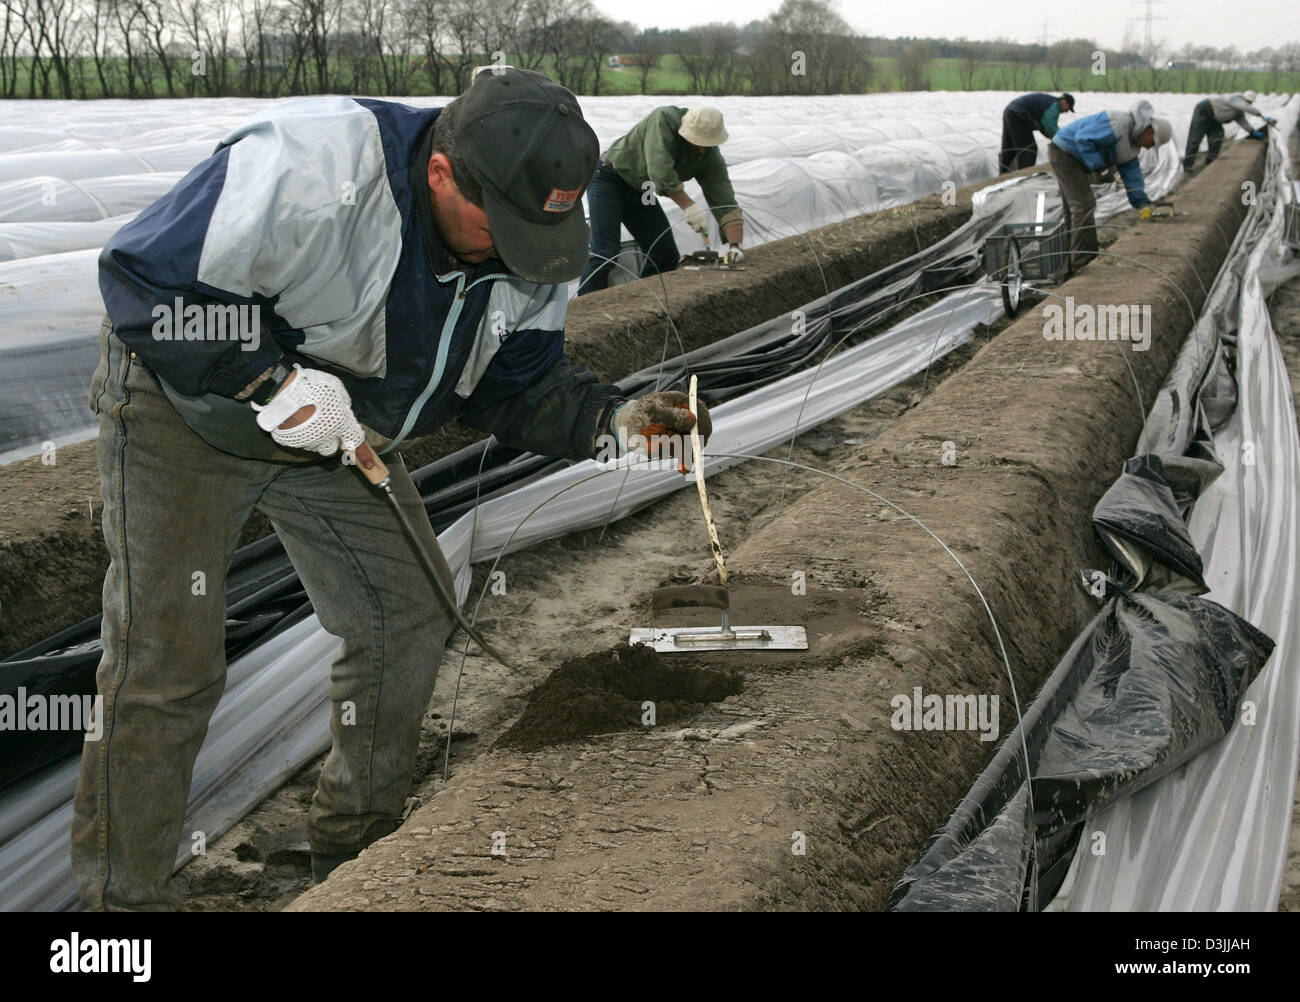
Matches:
[453,67,599,284]
[1061,92,1076,111]
[679,106,729,146]
[1152,117,1172,146]
[1243,89,1258,103]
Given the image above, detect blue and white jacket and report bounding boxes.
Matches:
[1051,109,1154,209]
[99,97,620,461]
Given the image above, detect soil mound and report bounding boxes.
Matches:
[496,643,742,751]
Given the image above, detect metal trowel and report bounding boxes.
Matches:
[627,375,806,653]
[679,249,745,271]
[630,584,808,652]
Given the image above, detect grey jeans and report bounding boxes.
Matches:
[1048,142,1099,272]
[72,321,454,910]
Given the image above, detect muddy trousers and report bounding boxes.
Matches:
[71,324,455,910]
[999,109,1039,174]
[577,163,681,295]
[1048,143,1100,273]
[1183,100,1224,170]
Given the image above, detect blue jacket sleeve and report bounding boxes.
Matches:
[1118,159,1151,208]
[98,146,287,398]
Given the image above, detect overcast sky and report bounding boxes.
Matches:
[607,0,1300,53]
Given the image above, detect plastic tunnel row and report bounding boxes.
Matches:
[888,98,1300,912]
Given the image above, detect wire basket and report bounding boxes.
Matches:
[982,221,1068,281]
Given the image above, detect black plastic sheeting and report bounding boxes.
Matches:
[888,179,1278,913]
[0,202,1011,793]
[889,593,1273,911]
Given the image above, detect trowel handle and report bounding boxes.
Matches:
[651,585,730,613]
[353,441,391,486]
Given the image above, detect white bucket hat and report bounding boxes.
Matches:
[1243,89,1258,103]
[679,106,729,146]
[1152,117,1172,146]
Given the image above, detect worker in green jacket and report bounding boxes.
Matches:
[1000,92,1076,173]
[578,105,745,294]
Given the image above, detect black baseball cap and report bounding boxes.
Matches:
[453,68,599,284]
[1061,92,1076,110]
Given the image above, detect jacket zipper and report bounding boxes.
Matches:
[386,270,507,450]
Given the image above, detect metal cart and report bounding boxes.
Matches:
[981,220,1070,317]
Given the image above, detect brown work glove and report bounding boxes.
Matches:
[612,391,712,457]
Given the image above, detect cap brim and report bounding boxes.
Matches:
[483,189,589,285]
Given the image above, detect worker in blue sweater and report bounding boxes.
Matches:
[999,92,1075,173]
[1048,100,1172,271]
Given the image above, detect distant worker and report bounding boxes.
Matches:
[1183,90,1277,172]
[1048,100,1172,271]
[999,92,1075,173]
[578,105,744,295]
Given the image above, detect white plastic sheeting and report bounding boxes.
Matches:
[0,214,135,261]
[1050,98,1300,911]
[0,173,185,224]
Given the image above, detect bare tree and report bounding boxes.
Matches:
[0,0,23,97]
[624,25,665,94]
[354,0,417,95]
[955,39,981,90]
[897,39,930,91]
[133,0,180,96]
[571,4,614,94]
[514,0,561,71]
[751,0,870,96]
[676,21,737,94]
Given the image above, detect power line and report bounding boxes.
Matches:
[1130,0,1169,64]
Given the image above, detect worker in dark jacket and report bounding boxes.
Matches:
[1048,100,1171,271]
[578,105,745,294]
[74,68,711,910]
[1183,90,1277,171]
[1000,92,1075,173]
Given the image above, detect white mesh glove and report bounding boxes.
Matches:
[724,243,744,265]
[251,364,365,456]
[683,201,710,236]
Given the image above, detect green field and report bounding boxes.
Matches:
[5,52,1297,100]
